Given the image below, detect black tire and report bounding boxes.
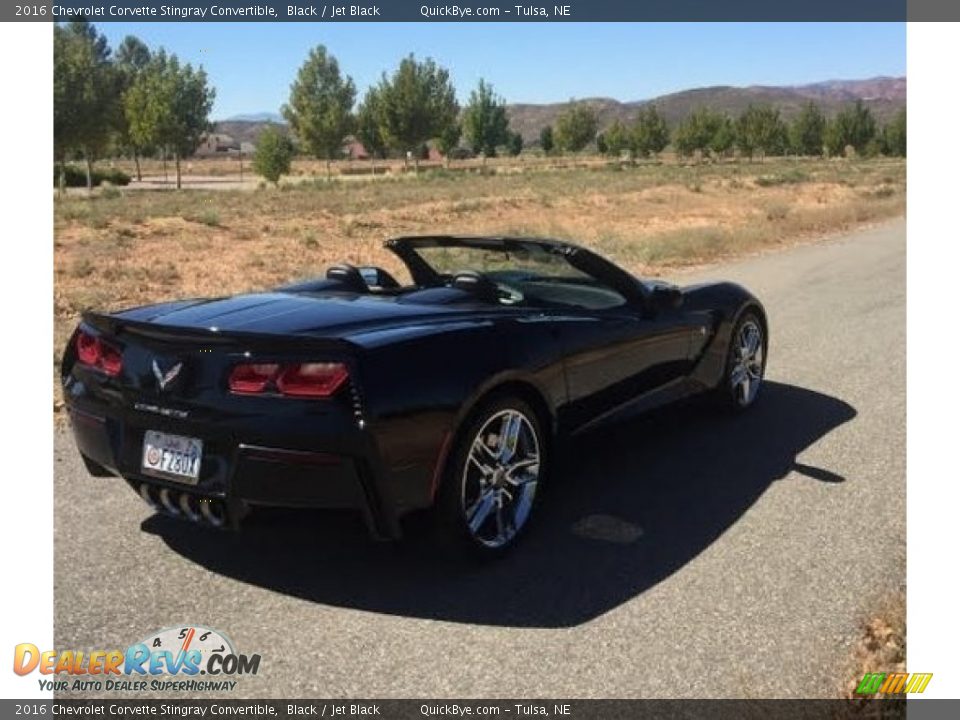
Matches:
[435,395,548,560]
[717,310,767,411]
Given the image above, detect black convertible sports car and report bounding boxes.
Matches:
[62,235,767,557]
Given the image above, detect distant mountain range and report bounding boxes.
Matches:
[222,111,285,123]
[214,76,906,146]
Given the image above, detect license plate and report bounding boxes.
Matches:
[141,430,203,484]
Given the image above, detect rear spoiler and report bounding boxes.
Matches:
[80,311,360,354]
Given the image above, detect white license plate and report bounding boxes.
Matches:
[141,430,203,484]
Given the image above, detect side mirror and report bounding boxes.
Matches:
[650,284,684,313]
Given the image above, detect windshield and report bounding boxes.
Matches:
[402,239,628,311]
[415,241,591,283]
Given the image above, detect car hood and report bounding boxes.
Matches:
[111,291,495,338]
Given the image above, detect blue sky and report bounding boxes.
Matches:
[95,22,905,120]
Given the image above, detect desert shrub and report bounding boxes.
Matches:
[754,168,809,187]
[447,146,474,160]
[70,258,95,278]
[252,127,295,185]
[54,165,131,188]
[183,210,220,227]
[764,202,790,221]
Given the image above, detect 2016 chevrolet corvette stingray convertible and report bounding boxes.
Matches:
[62,235,767,558]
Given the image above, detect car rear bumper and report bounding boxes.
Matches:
[66,401,402,539]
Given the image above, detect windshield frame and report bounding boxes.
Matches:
[385,235,647,308]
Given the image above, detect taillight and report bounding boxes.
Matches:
[75,330,123,377]
[228,361,348,398]
[276,363,349,398]
[100,344,123,376]
[228,363,280,394]
[76,331,100,366]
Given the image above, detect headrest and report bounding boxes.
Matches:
[325,264,367,293]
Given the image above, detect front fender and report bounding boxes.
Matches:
[682,282,767,389]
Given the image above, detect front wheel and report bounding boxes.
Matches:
[719,311,767,410]
[436,397,546,559]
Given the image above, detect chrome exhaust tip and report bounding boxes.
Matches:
[179,493,202,522]
[139,483,158,509]
[158,488,181,516]
[200,500,225,528]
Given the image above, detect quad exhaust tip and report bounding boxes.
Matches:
[138,483,158,509]
[179,492,202,522]
[158,488,181,516]
[138,483,226,528]
[200,499,226,528]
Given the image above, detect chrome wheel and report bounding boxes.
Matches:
[730,319,764,407]
[461,408,541,549]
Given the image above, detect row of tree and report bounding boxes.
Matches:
[279,43,911,181]
[54,21,215,191]
[593,100,906,162]
[281,48,530,178]
[55,23,907,191]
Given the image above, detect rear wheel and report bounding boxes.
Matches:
[719,311,766,410]
[436,396,546,559]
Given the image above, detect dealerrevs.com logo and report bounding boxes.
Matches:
[14,625,261,693]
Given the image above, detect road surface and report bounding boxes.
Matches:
[53,219,905,698]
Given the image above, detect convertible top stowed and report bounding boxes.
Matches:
[62,231,767,557]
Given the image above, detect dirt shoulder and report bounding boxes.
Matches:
[53,157,905,416]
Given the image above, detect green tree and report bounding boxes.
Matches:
[282,45,356,179]
[53,21,119,193]
[115,34,151,69]
[54,24,85,194]
[604,119,632,158]
[437,122,462,166]
[124,50,215,189]
[554,101,599,153]
[595,132,608,155]
[462,79,509,161]
[252,126,294,185]
[539,125,554,155]
[709,115,736,159]
[114,35,152,181]
[356,86,388,167]
[826,100,878,157]
[674,108,724,160]
[376,55,459,172]
[882,109,907,157]
[507,131,524,157]
[736,105,788,161]
[633,105,670,159]
[789,101,826,156]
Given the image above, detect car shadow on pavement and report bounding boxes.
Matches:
[143,381,855,628]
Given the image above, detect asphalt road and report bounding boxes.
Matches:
[53,219,905,698]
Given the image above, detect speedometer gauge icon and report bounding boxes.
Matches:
[136,625,235,667]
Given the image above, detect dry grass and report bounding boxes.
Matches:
[837,589,906,720]
[109,152,621,179]
[53,157,905,413]
[844,590,907,698]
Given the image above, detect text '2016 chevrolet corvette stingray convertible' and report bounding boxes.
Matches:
[62,235,767,558]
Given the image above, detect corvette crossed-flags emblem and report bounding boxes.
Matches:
[152,359,183,391]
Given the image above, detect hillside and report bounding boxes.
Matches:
[212,119,289,146]
[506,77,906,142]
[215,76,906,146]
